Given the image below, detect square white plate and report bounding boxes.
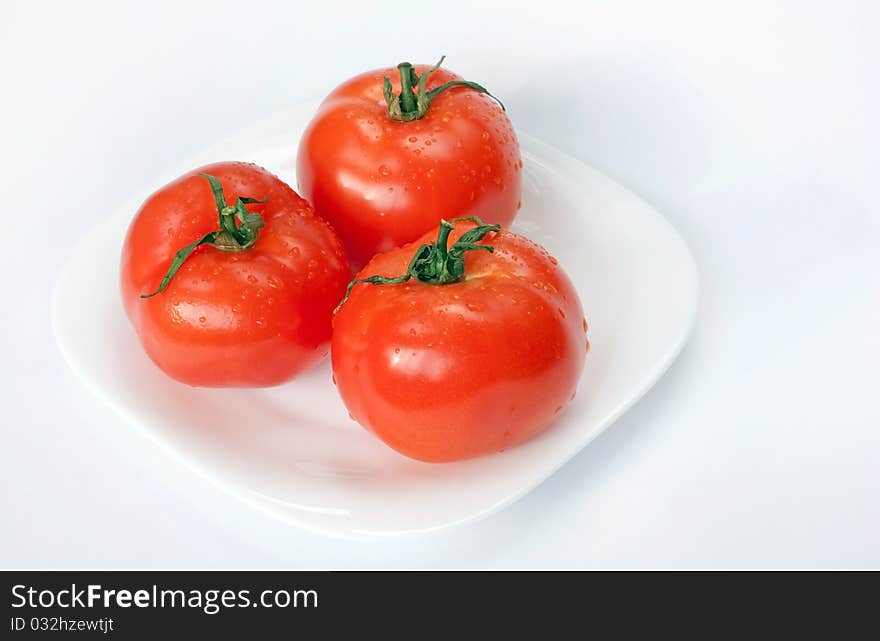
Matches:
[52,103,698,537]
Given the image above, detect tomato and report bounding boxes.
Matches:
[297,57,522,269]
[331,217,588,462]
[120,162,350,387]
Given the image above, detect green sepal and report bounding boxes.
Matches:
[141,174,269,298]
[333,216,501,313]
[140,231,218,298]
[383,55,504,122]
[200,173,228,210]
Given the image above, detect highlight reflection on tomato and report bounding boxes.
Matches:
[331,217,588,462]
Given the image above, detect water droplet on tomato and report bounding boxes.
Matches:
[378,164,392,176]
[247,274,257,284]
[198,316,206,323]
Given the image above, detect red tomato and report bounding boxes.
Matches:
[120,162,350,387]
[297,57,522,269]
[331,217,588,462]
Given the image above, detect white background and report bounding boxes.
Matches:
[2,0,878,568]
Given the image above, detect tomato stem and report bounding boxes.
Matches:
[141,174,268,298]
[382,56,505,123]
[333,216,501,313]
[396,62,418,114]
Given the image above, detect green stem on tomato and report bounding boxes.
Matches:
[140,173,268,298]
[333,216,501,314]
[382,56,505,123]
[396,62,418,114]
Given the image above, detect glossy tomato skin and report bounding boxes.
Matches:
[121,161,351,387]
[297,65,522,269]
[331,223,588,462]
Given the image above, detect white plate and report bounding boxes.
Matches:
[52,103,698,538]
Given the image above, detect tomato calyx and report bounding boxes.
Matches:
[334,216,501,313]
[141,173,268,298]
[383,56,505,123]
